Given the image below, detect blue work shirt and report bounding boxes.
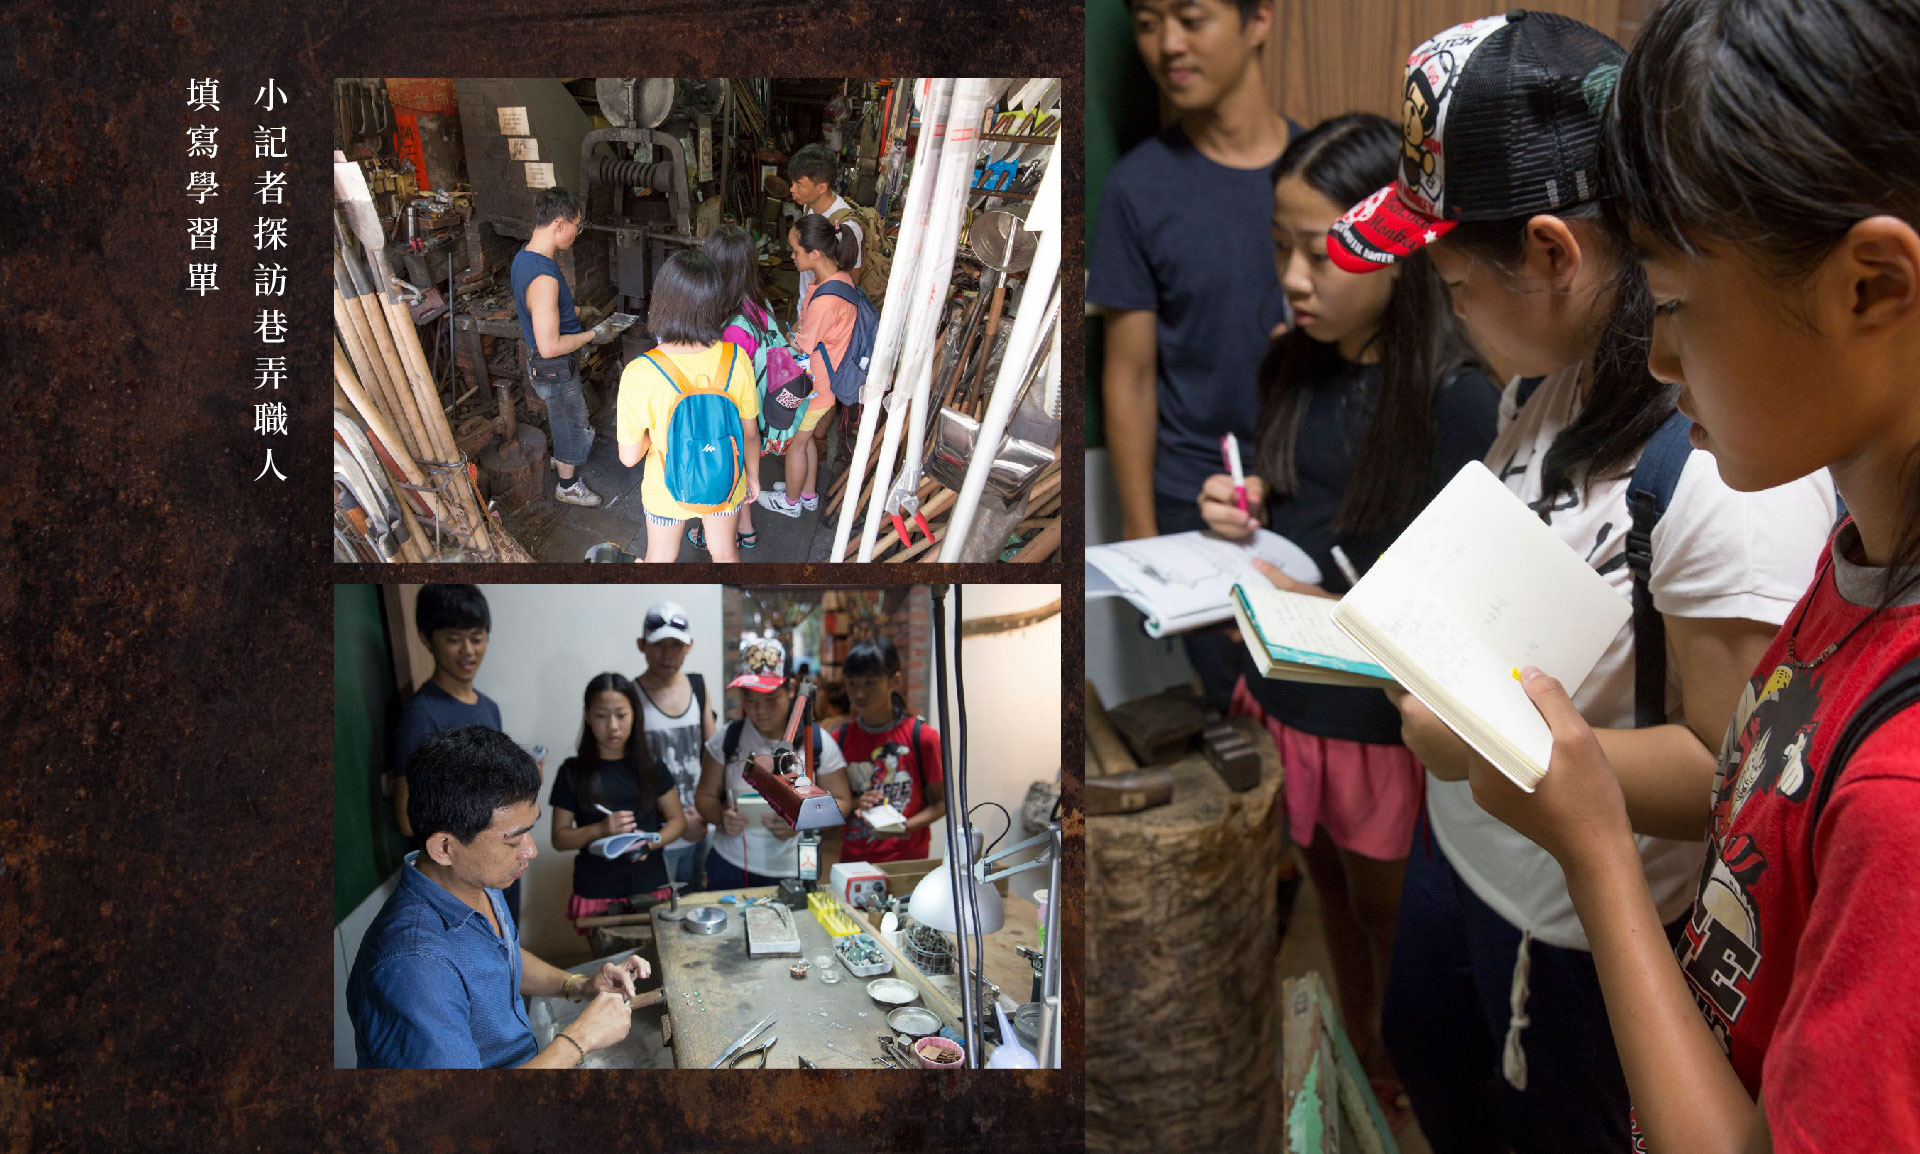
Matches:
[510,247,582,354]
[1088,122,1296,503]
[346,851,537,1069]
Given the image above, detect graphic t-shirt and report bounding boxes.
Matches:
[1655,525,1920,1151]
[548,757,673,900]
[637,676,707,851]
[835,714,944,863]
[1427,366,1837,947]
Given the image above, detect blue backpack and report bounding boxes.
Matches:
[640,344,746,514]
[810,279,880,406]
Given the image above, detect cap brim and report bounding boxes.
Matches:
[1328,184,1456,273]
[729,674,786,692]
[645,626,693,644]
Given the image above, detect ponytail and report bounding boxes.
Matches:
[793,213,860,274]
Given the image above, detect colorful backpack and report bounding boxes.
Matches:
[810,279,880,406]
[729,303,808,434]
[640,343,746,514]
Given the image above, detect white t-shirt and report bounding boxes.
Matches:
[704,718,848,877]
[636,677,705,851]
[1427,367,1838,948]
[796,195,864,325]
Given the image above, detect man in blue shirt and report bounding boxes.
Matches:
[1090,0,1296,706]
[512,186,618,507]
[349,726,647,1068]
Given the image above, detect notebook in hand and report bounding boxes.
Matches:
[1330,461,1631,791]
[1087,529,1322,637]
[1231,581,1394,688]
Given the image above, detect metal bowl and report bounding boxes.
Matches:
[887,1006,941,1038]
[866,978,918,1006]
[682,906,728,935]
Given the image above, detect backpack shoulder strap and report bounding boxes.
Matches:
[1626,411,1696,727]
[688,673,707,722]
[722,718,744,763]
[812,724,826,766]
[813,279,856,304]
[642,348,694,396]
[1807,652,1920,873]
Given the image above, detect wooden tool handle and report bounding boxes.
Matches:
[1085,680,1136,778]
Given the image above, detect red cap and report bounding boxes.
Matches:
[1328,184,1457,274]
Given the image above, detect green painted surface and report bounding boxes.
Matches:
[1288,1051,1326,1152]
[333,584,407,925]
[1085,1,1162,448]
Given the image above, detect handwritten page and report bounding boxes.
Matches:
[1332,462,1630,789]
[1088,529,1322,637]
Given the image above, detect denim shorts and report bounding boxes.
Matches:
[527,353,594,466]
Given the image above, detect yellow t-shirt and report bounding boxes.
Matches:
[616,342,761,521]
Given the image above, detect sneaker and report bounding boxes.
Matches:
[798,491,819,510]
[756,490,804,518]
[555,478,603,507]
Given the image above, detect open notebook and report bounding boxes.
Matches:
[1327,461,1630,792]
[1231,581,1393,687]
[1087,529,1321,637]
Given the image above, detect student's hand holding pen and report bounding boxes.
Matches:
[1197,473,1267,539]
[1466,668,1633,872]
[719,807,747,837]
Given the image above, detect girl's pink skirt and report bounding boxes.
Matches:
[1230,677,1424,861]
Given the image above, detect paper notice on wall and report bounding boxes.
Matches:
[497,106,530,135]
[524,162,555,189]
[507,137,539,161]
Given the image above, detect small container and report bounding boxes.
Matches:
[813,952,842,985]
[836,932,893,978]
[914,1036,965,1069]
[865,978,918,1006]
[1034,887,1049,951]
[789,961,811,980]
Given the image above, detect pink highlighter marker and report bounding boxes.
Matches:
[1222,433,1251,519]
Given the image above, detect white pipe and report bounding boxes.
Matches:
[857,78,994,561]
[831,78,954,562]
[939,146,1062,561]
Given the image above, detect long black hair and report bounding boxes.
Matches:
[703,223,771,325]
[1606,0,1920,603]
[792,213,860,273]
[562,673,657,819]
[1257,113,1480,533]
[1444,204,1671,516]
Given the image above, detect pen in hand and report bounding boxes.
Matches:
[1222,433,1251,518]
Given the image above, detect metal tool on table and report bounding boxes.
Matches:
[877,1034,918,1069]
[883,457,937,550]
[797,1055,817,1069]
[727,1035,778,1069]
[925,284,1060,501]
[707,1012,777,1070]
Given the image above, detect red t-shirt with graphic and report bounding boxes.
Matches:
[1658,531,1920,1151]
[835,715,943,863]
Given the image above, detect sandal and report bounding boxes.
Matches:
[685,521,708,552]
[738,529,758,550]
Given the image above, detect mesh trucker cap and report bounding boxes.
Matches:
[1329,10,1626,273]
[729,634,789,693]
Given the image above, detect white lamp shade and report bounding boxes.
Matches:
[908,859,1005,935]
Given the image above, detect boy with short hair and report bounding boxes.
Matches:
[833,637,946,864]
[786,144,868,316]
[694,635,855,888]
[631,600,715,888]
[1090,0,1297,708]
[392,584,526,926]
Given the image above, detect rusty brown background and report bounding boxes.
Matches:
[0,1,1086,1148]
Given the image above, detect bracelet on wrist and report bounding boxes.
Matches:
[562,972,587,1002]
[554,1031,586,1067]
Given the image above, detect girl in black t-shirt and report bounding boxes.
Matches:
[550,673,686,931]
[1195,112,1499,1113]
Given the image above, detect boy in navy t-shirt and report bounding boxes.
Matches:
[391,584,526,925]
[1090,0,1298,707]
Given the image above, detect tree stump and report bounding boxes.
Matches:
[1088,715,1286,1153]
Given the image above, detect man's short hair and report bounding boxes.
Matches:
[406,726,541,844]
[787,145,836,188]
[532,187,582,229]
[416,584,490,639]
[646,249,729,345]
[1127,0,1267,23]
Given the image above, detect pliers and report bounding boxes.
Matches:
[728,1035,777,1069]
[886,485,935,549]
